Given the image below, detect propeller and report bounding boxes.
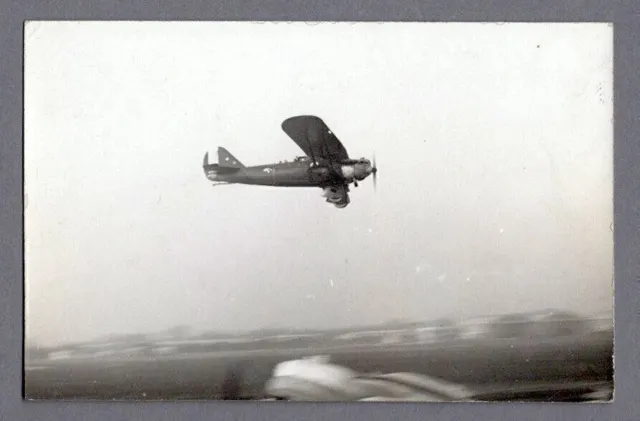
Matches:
[371,154,378,190]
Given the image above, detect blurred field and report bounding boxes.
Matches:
[25,332,613,401]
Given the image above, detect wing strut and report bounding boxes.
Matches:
[306,136,318,166]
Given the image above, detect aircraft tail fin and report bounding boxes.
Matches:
[218,147,245,169]
[203,151,240,177]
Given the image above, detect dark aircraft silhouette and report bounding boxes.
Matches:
[202,115,378,208]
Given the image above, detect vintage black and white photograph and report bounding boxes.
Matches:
[24,22,613,402]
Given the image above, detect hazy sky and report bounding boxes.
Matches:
[24,22,613,346]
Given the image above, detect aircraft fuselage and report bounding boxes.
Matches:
[206,160,321,187]
[205,156,373,189]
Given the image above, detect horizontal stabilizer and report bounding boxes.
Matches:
[203,151,241,176]
[203,163,241,175]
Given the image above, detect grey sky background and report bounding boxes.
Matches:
[24,22,613,347]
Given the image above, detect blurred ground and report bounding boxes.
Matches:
[24,332,613,401]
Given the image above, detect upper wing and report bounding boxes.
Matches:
[281,116,350,163]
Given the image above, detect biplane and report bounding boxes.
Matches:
[202,115,378,208]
